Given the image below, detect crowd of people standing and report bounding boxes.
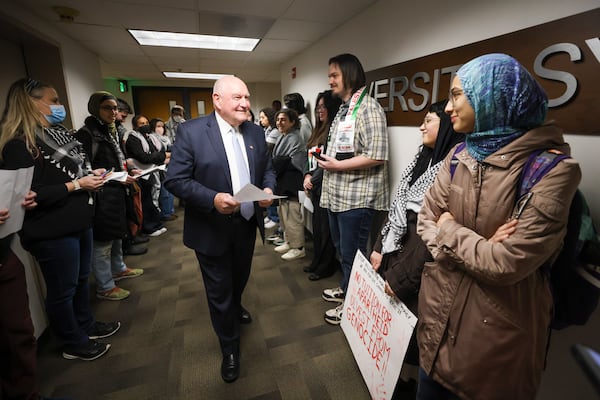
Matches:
[0,50,582,400]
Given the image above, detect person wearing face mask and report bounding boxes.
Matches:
[75,91,145,302]
[0,78,120,361]
[125,115,168,236]
[165,105,185,144]
[150,118,177,221]
[416,54,581,400]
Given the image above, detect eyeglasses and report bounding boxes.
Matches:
[100,105,118,112]
[422,117,440,126]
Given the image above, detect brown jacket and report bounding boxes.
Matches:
[416,125,581,400]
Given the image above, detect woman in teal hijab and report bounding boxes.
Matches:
[416,54,581,400]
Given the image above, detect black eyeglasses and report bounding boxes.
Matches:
[100,105,118,112]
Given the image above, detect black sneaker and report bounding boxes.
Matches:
[87,321,121,339]
[62,339,110,361]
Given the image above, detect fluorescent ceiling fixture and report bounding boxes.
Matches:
[163,72,231,80]
[129,29,259,51]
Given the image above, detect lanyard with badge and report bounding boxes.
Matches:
[334,87,367,159]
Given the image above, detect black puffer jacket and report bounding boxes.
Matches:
[75,117,128,242]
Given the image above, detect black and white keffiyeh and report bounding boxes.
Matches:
[36,125,89,179]
[380,152,442,255]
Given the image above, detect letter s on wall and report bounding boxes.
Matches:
[534,43,581,108]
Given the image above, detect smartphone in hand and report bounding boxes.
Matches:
[311,151,325,161]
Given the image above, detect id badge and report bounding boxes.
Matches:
[335,119,356,154]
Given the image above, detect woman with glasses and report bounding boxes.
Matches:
[416,54,581,400]
[369,100,462,396]
[75,92,144,302]
[303,90,342,280]
[0,79,119,361]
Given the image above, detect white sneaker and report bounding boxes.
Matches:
[264,220,277,229]
[322,287,345,303]
[149,227,167,237]
[324,304,343,325]
[263,216,270,224]
[281,248,305,260]
[274,242,290,253]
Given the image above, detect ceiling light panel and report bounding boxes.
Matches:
[129,29,259,51]
[163,72,231,80]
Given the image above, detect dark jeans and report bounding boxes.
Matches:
[309,192,339,276]
[328,208,374,292]
[417,368,461,400]
[0,249,38,399]
[159,184,175,218]
[28,228,95,347]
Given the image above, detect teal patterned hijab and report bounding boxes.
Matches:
[458,53,548,162]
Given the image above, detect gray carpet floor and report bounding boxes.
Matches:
[37,213,372,400]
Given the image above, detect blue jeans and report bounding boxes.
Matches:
[266,205,279,223]
[417,368,461,400]
[328,208,374,292]
[92,239,127,292]
[159,184,175,218]
[27,228,95,347]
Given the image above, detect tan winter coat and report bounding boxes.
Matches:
[416,125,581,400]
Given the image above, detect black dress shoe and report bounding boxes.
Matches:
[221,353,240,383]
[122,244,147,256]
[239,307,252,324]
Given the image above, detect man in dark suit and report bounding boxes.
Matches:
[164,76,275,383]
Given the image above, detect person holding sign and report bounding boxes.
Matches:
[317,53,389,325]
[416,54,581,399]
[370,100,462,395]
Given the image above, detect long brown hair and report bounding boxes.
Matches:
[0,78,49,161]
[306,90,342,148]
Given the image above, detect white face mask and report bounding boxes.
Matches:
[155,127,165,135]
[173,115,184,123]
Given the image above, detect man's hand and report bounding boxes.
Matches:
[316,154,341,172]
[258,187,274,208]
[214,192,241,214]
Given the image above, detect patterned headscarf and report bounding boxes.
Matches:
[458,53,548,162]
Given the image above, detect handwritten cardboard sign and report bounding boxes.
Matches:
[341,251,418,400]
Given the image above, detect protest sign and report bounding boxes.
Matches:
[341,251,417,399]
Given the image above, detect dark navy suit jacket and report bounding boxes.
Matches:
[164,112,276,256]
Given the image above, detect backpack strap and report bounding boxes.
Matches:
[449,142,467,179]
[517,149,571,198]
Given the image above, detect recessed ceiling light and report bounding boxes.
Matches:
[163,72,232,80]
[129,29,259,52]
